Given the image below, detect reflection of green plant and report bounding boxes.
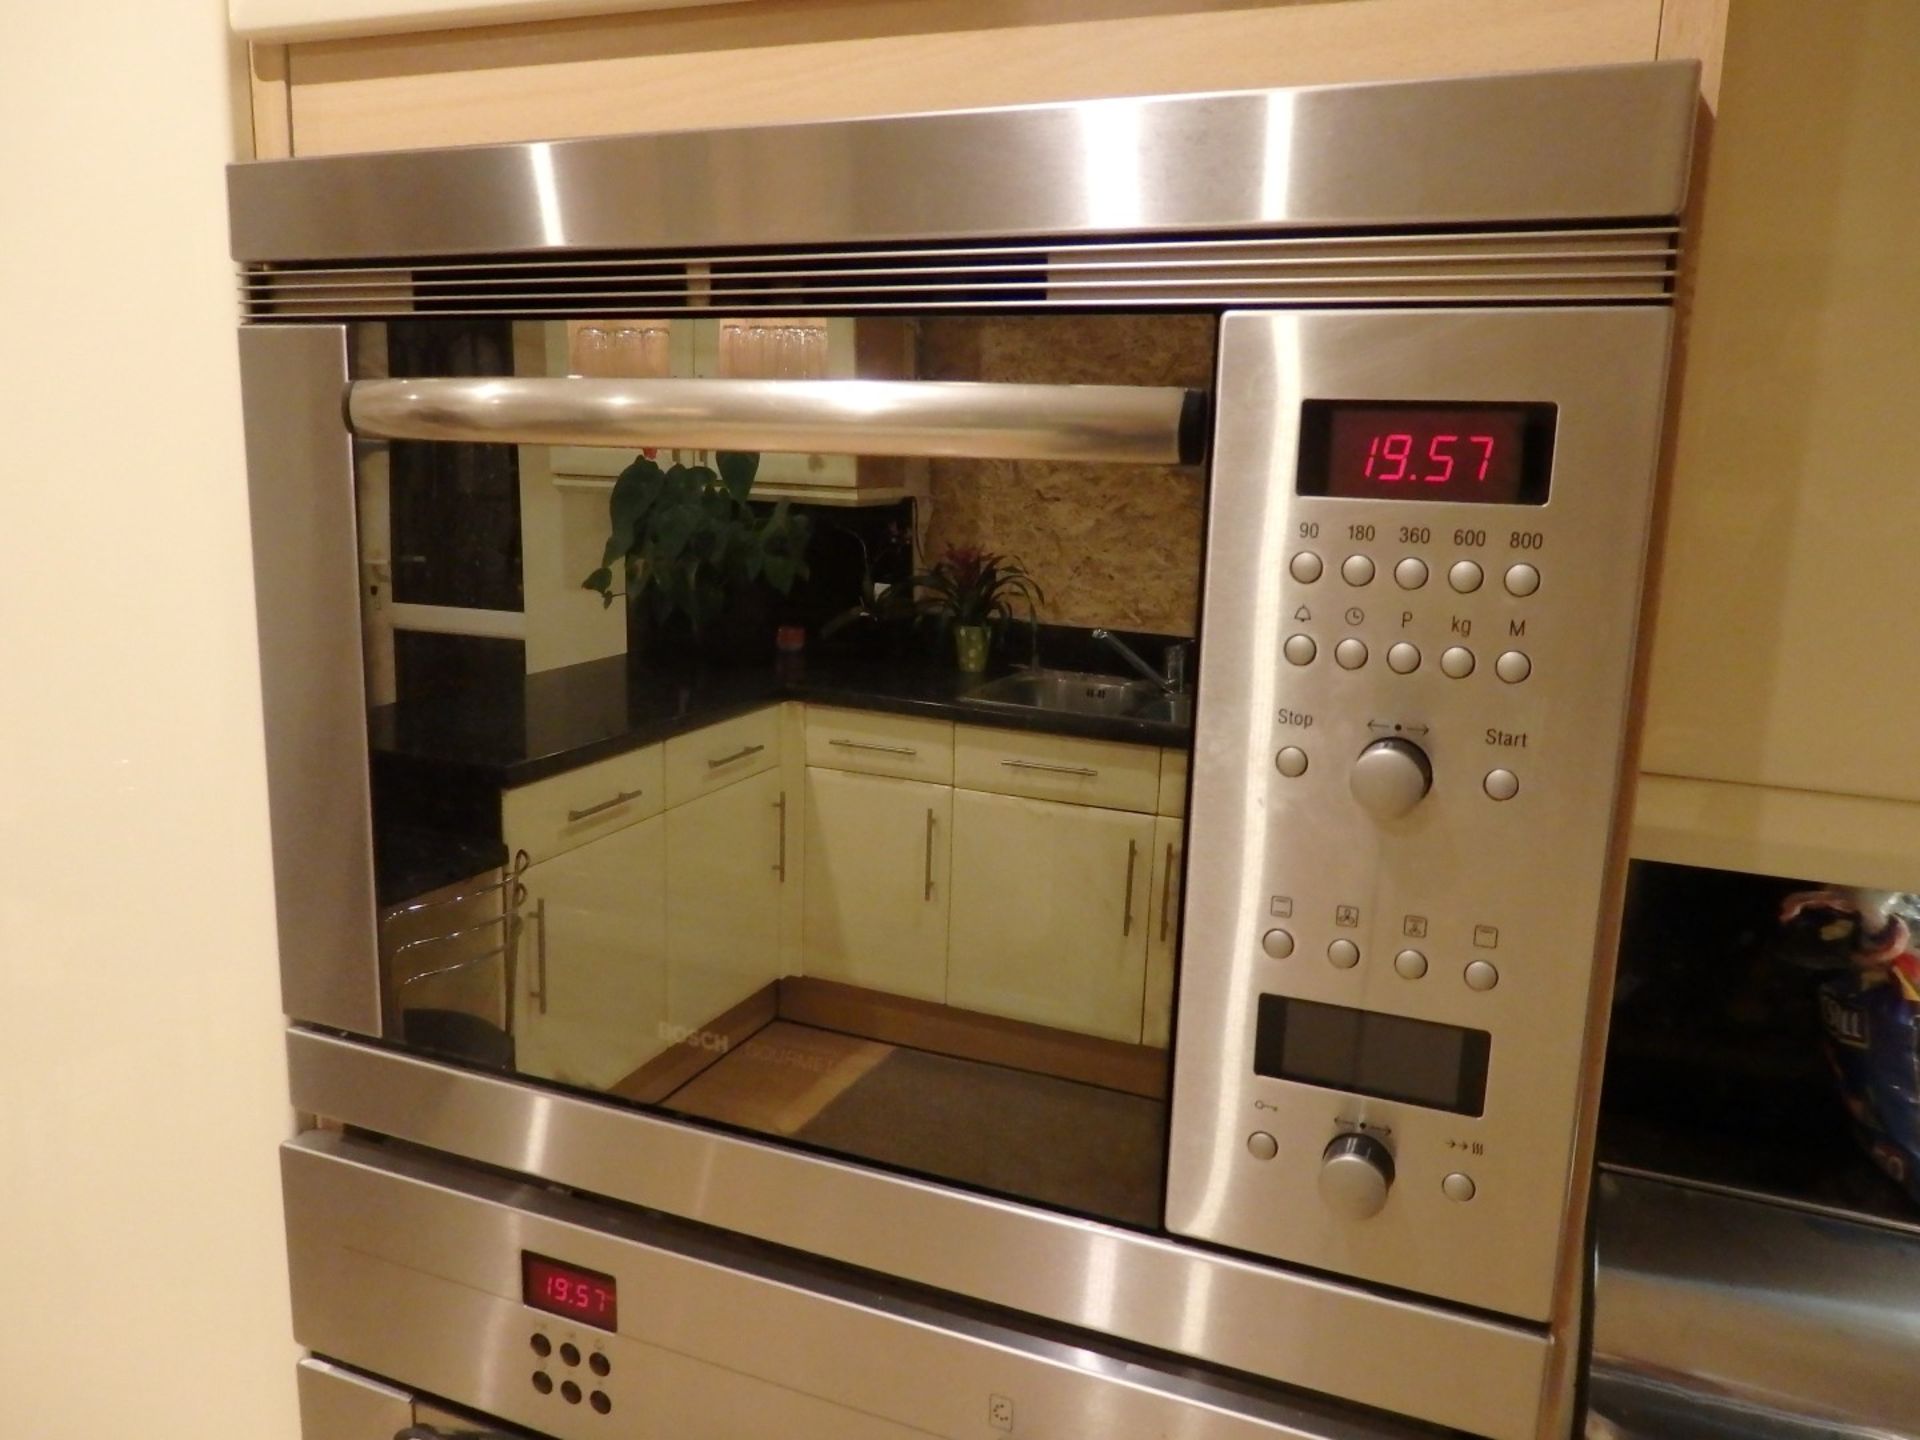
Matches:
[820,525,920,643]
[917,546,1043,629]
[582,452,811,634]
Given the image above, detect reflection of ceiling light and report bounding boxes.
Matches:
[526,143,566,247]
[1078,100,1144,229]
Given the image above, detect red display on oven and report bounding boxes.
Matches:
[522,1251,618,1331]
[1297,401,1556,506]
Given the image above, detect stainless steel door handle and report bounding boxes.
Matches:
[529,898,549,1016]
[567,788,643,822]
[709,743,767,769]
[829,738,918,756]
[924,809,936,902]
[774,790,787,882]
[1123,839,1139,937]
[1160,842,1176,944]
[1002,759,1098,778]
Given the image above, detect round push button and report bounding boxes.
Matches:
[1448,560,1484,594]
[1393,948,1429,980]
[1341,554,1376,586]
[1276,746,1309,778]
[1387,642,1421,674]
[588,1353,611,1378]
[1247,1131,1279,1161]
[1261,928,1295,960]
[1328,939,1361,969]
[560,1343,581,1368]
[532,1373,554,1396]
[1290,551,1324,584]
[1394,557,1429,590]
[1440,646,1476,679]
[1484,768,1520,801]
[1496,650,1532,684]
[1464,960,1500,992]
[531,1334,552,1358]
[1442,1172,1478,1203]
[1284,633,1317,666]
[561,1380,583,1405]
[1504,563,1540,597]
[590,1392,613,1415]
[1335,638,1368,670]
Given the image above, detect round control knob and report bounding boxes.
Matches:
[1319,1132,1395,1220]
[1349,737,1433,821]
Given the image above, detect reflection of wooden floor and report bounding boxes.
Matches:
[664,1018,1167,1228]
[665,1022,894,1136]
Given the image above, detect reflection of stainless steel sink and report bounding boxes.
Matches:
[1127,693,1193,727]
[963,668,1171,720]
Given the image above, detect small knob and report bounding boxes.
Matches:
[1319,1132,1395,1220]
[1350,737,1432,820]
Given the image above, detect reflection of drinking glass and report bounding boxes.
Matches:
[574,325,613,377]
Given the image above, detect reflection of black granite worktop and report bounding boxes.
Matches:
[370,651,1191,903]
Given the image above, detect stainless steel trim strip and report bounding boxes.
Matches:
[240,327,382,1036]
[1590,1168,1920,1437]
[285,1027,1551,1440]
[228,63,1698,261]
[345,377,1199,465]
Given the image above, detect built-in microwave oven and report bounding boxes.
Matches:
[231,61,1697,1440]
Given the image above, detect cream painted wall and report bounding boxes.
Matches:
[0,2,299,1437]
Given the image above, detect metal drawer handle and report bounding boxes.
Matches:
[774,790,788,882]
[567,788,642,822]
[528,898,549,1016]
[1123,839,1139,937]
[924,808,936,902]
[1160,842,1177,943]
[829,738,919,757]
[709,742,767,769]
[1002,758,1098,778]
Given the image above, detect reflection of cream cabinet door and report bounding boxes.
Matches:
[947,791,1155,1042]
[801,767,952,1003]
[666,767,785,1034]
[515,815,668,1092]
[1142,817,1184,1050]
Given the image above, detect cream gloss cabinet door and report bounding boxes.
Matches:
[515,814,668,1091]
[800,767,952,1003]
[1142,817,1184,1050]
[666,766,786,1035]
[947,791,1154,1042]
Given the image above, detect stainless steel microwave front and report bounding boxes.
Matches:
[1169,307,1670,1320]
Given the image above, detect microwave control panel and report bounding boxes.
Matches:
[1165,308,1673,1322]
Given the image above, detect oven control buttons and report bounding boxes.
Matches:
[1319,1132,1394,1220]
[1350,737,1432,821]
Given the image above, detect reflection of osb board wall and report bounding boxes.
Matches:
[918,315,1214,637]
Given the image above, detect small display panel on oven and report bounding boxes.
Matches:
[1295,400,1556,505]
[1253,995,1491,1116]
[523,1251,619,1331]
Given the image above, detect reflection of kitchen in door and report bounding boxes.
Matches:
[366,312,1207,1225]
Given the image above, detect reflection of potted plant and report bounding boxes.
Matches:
[819,525,923,654]
[918,546,1043,672]
[582,451,811,659]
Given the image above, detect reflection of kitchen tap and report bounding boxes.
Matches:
[1093,630,1190,693]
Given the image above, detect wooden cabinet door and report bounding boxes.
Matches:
[515,814,667,1091]
[666,766,785,1035]
[947,791,1154,1042]
[800,767,952,1003]
[1143,817,1185,1050]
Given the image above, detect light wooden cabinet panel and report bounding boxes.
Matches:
[666,766,785,1033]
[800,767,951,1003]
[1143,817,1184,1050]
[947,790,1154,1043]
[515,814,667,1090]
[279,0,1664,157]
[663,705,781,809]
[1157,748,1189,818]
[804,706,955,784]
[954,725,1161,814]
[500,743,663,866]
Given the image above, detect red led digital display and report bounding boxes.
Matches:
[523,1251,618,1331]
[1297,402,1555,506]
